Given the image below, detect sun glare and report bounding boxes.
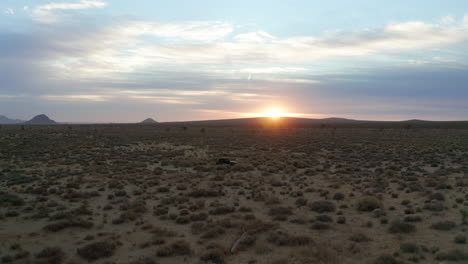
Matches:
[262,107,287,119]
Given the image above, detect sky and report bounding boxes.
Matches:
[0,0,467,122]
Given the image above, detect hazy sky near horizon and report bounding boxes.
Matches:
[1,0,467,122]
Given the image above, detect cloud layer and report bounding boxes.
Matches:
[0,1,467,121]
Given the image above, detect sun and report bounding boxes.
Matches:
[262,107,287,119]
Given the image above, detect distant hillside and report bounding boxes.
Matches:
[0,115,24,124]
[24,114,57,125]
[140,118,158,124]
[162,117,468,129]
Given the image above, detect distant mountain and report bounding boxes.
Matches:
[162,117,468,129]
[24,114,57,125]
[141,118,158,124]
[0,115,24,124]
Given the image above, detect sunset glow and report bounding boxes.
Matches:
[260,107,288,119]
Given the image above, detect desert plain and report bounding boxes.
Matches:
[0,120,467,264]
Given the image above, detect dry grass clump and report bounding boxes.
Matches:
[436,250,468,261]
[332,192,345,200]
[349,233,371,242]
[43,217,93,232]
[454,234,466,244]
[189,188,223,197]
[309,201,336,213]
[431,220,456,231]
[399,243,419,253]
[403,215,422,222]
[388,220,416,233]
[357,196,382,212]
[374,254,400,264]
[267,231,311,246]
[209,205,235,215]
[112,200,147,225]
[200,226,226,239]
[200,247,225,264]
[77,240,116,261]
[128,257,157,264]
[0,191,25,206]
[156,240,191,257]
[35,247,65,264]
[268,206,293,221]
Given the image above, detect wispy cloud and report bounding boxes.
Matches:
[40,94,110,102]
[234,30,276,43]
[119,21,233,42]
[1,9,468,121]
[32,0,107,23]
[4,8,14,15]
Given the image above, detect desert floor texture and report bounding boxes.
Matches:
[0,125,467,264]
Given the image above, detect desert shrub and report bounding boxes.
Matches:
[336,216,346,224]
[157,187,169,193]
[209,206,235,215]
[388,220,415,233]
[374,254,400,264]
[201,227,225,239]
[153,207,168,216]
[0,192,24,207]
[461,209,468,225]
[236,234,257,251]
[175,216,190,224]
[333,192,344,200]
[77,241,116,261]
[190,212,208,221]
[200,248,225,264]
[1,255,13,263]
[156,240,191,257]
[189,189,222,197]
[316,215,333,222]
[268,206,292,216]
[429,192,445,201]
[243,220,278,235]
[43,218,93,232]
[309,201,336,213]
[436,250,468,261]
[267,231,311,246]
[404,215,422,222]
[399,243,419,253]
[431,221,456,231]
[349,233,370,242]
[357,196,382,212]
[36,247,65,264]
[310,222,330,230]
[295,198,307,207]
[423,201,445,211]
[454,234,466,244]
[5,210,19,217]
[372,208,386,218]
[129,257,156,264]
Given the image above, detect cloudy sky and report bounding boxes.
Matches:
[1,0,467,122]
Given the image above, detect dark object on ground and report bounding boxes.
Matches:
[216,158,237,165]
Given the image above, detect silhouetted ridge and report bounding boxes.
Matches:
[0,115,24,124]
[141,118,158,124]
[24,114,57,125]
